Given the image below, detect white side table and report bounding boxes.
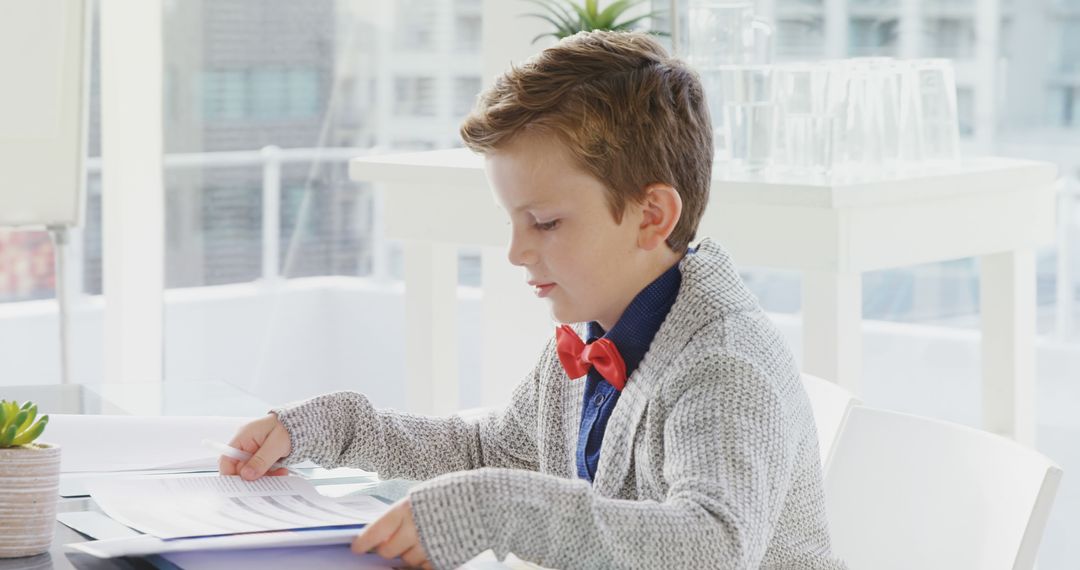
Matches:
[351,150,1057,444]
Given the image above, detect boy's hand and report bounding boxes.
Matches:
[352,498,432,569]
[218,413,292,480]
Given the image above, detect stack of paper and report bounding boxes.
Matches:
[67,474,390,559]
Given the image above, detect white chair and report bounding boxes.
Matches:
[800,373,859,470]
[824,406,1063,570]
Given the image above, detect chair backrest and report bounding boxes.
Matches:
[800,373,859,470]
[824,406,1063,570]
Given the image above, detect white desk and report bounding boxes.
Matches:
[13,382,542,570]
[351,149,1057,444]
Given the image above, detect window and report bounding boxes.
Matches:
[288,69,320,117]
[455,14,482,53]
[201,68,322,121]
[251,69,289,119]
[453,76,482,117]
[849,17,899,56]
[394,0,439,51]
[1060,19,1080,74]
[924,0,975,7]
[1000,16,1012,60]
[956,86,974,136]
[924,18,975,60]
[777,0,822,7]
[202,70,247,120]
[849,0,898,6]
[1046,86,1077,128]
[394,76,437,116]
[0,231,54,302]
[776,16,826,59]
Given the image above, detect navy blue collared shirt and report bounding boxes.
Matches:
[575,256,685,482]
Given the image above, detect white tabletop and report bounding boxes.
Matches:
[350,148,1058,208]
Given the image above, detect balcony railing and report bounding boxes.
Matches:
[3,145,1078,340]
[83,146,390,287]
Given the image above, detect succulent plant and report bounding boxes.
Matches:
[523,0,669,44]
[0,400,49,448]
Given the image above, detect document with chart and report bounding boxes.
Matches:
[86,475,389,539]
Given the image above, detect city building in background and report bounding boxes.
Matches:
[0,0,484,301]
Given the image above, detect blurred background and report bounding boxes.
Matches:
[0,0,1077,565]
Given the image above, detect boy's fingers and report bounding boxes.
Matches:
[270,420,293,457]
[240,453,272,480]
[240,444,284,480]
[218,456,240,476]
[351,513,398,554]
[400,544,429,568]
[239,422,293,480]
[374,525,415,560]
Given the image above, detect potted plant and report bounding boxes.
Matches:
[524,0,669,44]
[0,400,57,559]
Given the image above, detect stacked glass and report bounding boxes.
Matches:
[683,0,773,168]
[681,1,961,179]
[701,58,961,179]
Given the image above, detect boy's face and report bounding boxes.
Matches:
[486,131,647,330]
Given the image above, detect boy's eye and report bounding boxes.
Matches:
[534,219,560,231]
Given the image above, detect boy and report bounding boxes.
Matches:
[222,31,845,569]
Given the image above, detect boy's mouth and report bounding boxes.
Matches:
[529,282,556,298]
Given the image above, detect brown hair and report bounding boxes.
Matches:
[460,30,713,253]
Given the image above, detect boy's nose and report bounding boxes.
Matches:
[507,230,537,267]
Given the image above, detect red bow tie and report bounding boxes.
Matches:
[555,324,628,391]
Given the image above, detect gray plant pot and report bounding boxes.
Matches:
[0,443,61,558]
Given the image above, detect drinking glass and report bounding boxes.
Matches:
[773,62,832,175]
[717,65,777,173]
[684,0,774,164]
[828,59,892,179]
[910,58,960,163]
[684,1,772,67]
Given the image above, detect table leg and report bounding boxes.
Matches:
[980,250,1037,445]
[802,271,863,394]
[403,241,459,416]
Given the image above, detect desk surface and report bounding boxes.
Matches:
[1,383,541,570]
[1,382,272,569]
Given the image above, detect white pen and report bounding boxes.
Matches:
[202,438,290,472]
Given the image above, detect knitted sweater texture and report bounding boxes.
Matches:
[273,238,846,569]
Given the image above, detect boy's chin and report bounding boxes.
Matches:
[550,303,589,326]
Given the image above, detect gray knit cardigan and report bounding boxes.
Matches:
[273,238,846,569]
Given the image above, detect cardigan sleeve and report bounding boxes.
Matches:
[409,352,813,570]
[268,339,551,481]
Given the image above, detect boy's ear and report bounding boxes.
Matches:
[636,183,682,251]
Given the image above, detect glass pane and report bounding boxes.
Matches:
[849,0,897,6]
[0,230,54,303]
[0,8,103,389]
[923,17,975,60]
[848,17,899,56]
[161,0,483,408]
[1060,19,1080,74]
[776,16,826,59]
[924,0,975,7]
